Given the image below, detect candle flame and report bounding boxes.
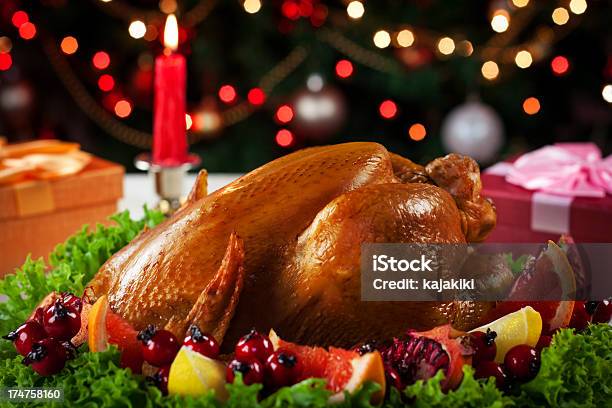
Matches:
[163,14,179,51]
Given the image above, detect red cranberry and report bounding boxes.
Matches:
[504,345,540,381]
[42,299,81,341]
[592,300,612,324]
[265,350,302,389]
[568,301,591,332]
[226,357,265,385]
[3,321,47,356]
[535,335,552,351]
[61,292,83,313]
[385,366,405,390]
[470,329,497,366]
[22,338,67,376]
[137,325,180,367]
[235,329,274,363]
[183,325,219,359]
[474,361,506,389]
[149,365,171,395]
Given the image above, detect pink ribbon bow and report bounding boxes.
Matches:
[506,143,612,198]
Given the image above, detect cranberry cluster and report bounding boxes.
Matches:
[470,328,544,391]
[3,293,82,376]
[569,300,612,331]
[226,329,302,390]
[142,324,220,394]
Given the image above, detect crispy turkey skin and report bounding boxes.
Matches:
[89,142,496,349]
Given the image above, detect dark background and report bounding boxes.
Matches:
[0,0,610,172]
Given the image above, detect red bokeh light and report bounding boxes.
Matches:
[275,129,294,147]
[0,53,12,71]
[282,2,300,20]
[11,11,29,28]
[551,56,569,76]
[379,100,398,119]
[335,60,354,78]
[98,74,115,92]
[93,51,110,70]
[299,2,313,17]
[218,85,237,103]
[310,4,328,27]
[19,22,37,40]
[276,105,294,123]
[247,88,266,105]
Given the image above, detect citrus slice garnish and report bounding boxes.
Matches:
[168,346,228,401]
[88,295,109,352]
[472,306,542,362]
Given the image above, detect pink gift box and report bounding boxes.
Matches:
[482,152,612,243]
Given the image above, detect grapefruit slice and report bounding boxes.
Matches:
[269,330,385,404]
[88,295,144,373]
[491,242,576,333]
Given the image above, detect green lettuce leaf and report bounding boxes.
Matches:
[515,325,612,407]
[402,365,511,408]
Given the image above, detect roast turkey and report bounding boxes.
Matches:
[89,142,496,349]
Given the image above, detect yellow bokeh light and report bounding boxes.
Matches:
[523,97,540,115]
[512,0,529,7]
[159,0,177,14]
[569,0,587,15]
[552,7,570,25]
[60,36,78,55]
[243,0,262,14]
[515,50,533,68]
[602,85,612,103]
[346,1,365,19]
[491,11,510,33]
[481,61,499,80]
[128,20,146,39]
[373,30,391,49]
[396,29,415,47]
[437,37,455,55]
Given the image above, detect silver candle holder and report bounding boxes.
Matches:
[134,153,201,215]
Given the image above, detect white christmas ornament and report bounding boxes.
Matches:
[441,101,504,163]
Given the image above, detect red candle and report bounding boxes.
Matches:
[153,14,187,166]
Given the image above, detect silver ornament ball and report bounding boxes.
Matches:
[441,101,504,163]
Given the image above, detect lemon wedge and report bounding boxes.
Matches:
[471,306,542,362]
[168,346,228,401]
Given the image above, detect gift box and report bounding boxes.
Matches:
[0,157,124,276]
[482,143,612,243]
